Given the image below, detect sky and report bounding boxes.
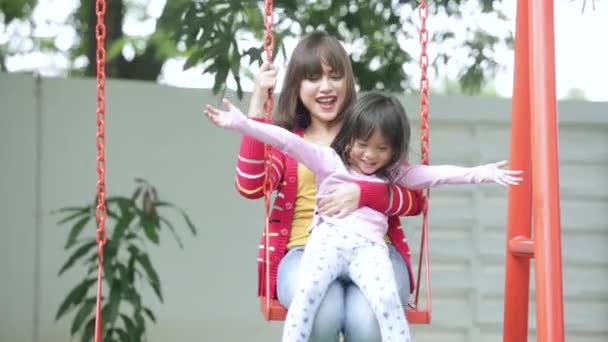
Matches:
[2,0,607,102]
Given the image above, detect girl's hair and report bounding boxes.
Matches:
[331,91,411,182]
[274,31,356,130]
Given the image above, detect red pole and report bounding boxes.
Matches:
[502,0,533,340]
[528,0,565,341]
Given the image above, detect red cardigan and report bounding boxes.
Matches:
[235,123,423,300]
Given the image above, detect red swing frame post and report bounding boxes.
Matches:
[503,0,565,341]
[259,0,433,325]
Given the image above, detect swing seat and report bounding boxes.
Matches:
[260,297,431,324]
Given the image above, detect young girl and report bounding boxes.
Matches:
[206,92,522,342]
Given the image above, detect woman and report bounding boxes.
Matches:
[235,31,423,341]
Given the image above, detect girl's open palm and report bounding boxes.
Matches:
[205,99,246,128]
[483,160,523,186]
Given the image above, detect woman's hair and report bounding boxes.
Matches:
[274,31,356,130]
[331,91,411,182]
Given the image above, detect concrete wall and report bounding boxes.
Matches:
[1,72,607,341]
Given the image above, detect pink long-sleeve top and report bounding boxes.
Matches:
[232,117,493,245]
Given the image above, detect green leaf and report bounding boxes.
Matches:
[134,310,146,337]
[58,240,97,276]
[0,0,34,23]
[143,307,156,323]
[127,249,138,283]
[123,285,142,309]
[123,290,146,339]
[70,298,95,335]
[159,217,183,248]
[155,201,197,235]
[131,186,143,201]
[112,209,135,242]
[106,36,127,61]
[86,252,99,271]
[116,263,129,282]
[53,205,88,214]
[105,205,120,220]
[106,197,136,211]
[103,245,116,283]
[120,314,137,341]
[112,327,130,342]
[56,207,91,225]
[242,46,262,65]
[140,216,159,244]
[183,49,205,70]
[180,210,197,235]
[56,278,96,320]
[65,216,91,249]
[136,254,163,302]
[134,178,149,185]
[81,318,95,342]
[212,63,229,94]
[105,280,122,326]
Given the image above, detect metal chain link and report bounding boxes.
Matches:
[419,0,430,169]
[414,0,431,309]
[94,0,107,340]
[262,0,275,196]
[262,0,275,308]
[418,0,430,215]
[95,0,107,246]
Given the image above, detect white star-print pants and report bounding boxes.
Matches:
[282,220,412,342]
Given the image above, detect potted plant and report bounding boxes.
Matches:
[54,179,197,342]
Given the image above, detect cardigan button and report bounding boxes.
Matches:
[288,176,296,183]
[285,202,293,209]
[280,229,289,236]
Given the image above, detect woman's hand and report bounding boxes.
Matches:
[255,61,278,92]
[317,182,361,218]
[249,62,278,118]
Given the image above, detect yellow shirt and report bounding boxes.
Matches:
[287,135,325,248]
[286,162,317,248]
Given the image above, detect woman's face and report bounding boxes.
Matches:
[299,62,347,128]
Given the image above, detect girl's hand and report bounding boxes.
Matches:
[205,99,246,128]
[481,160,524,186]
[317,182,361,218]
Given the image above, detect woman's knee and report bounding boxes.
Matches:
[388,244,411,306]
[343,247,410,341]
[343,285,381,342]
[309,281,345,342]
[277,247,304,307]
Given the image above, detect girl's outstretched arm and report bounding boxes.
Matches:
[394,161,523,189]
[205,99,335,176]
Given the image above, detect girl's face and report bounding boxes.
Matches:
[299,62,347,128]
[348,129,393,175]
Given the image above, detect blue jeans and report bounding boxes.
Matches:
[277,244,411,342]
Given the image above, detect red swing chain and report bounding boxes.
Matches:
[94,0,108,341]
[414,0,432,311]
[261,0,275,311]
